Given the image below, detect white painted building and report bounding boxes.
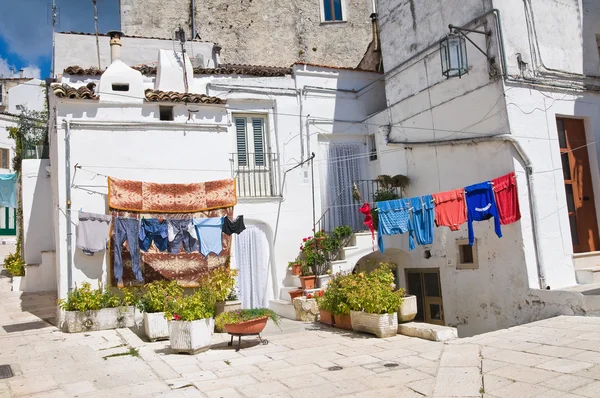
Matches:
[45,32,386,322]
[362,0,600,335]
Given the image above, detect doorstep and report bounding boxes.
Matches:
[398,322,458,342]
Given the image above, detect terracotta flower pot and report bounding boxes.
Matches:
[319,309,334,326]
[333,314,352,330]
[299,275,316,290]
[290,263,302,276]
[224,316,268,335]
[289,289,304,301]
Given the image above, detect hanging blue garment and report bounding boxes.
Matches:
[465,182,502,245]
[407,195,435,250]
[0,174,17,209]
[193,217,224,257]
[377,199,410,253]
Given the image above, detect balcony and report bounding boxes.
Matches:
[231,152,280,198]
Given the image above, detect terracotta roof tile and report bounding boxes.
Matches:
[50,83,225,104]
[144,89,225,104]
[63,64,292,77]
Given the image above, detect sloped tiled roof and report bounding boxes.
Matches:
[50,83,226,104]
[63,63,292,77]
[144,89,225,104]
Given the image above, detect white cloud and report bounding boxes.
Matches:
[0,57,41,79]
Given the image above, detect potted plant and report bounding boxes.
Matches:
[320,273,353,330]
[289,289,304,301]
[137,280,183,341]
[204,268,241,316]
[4,250,25,292]
[215,308,280,335]
[299,263,316,290]
[288,261,302,276]
[58,282,137,333]
[347,265,403,338]
[165,286,217,354]
[314,290,333,326]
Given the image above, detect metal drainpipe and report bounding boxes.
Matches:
[65,120,73,292]
[388,135,546,289]
[295,78,305,162]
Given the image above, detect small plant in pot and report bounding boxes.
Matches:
[58,282,137,333]
[299,262,316,290]
[165,287,217,354]
[137,280,183,341]
[319,273,353,330]
[346,265,403,338]
[215,308,280,334]
[288,261,302,276]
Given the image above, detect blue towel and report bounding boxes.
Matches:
[0,174,17,209]
[407,195,435,250]
[376,199,410,253]
[193,217,224,257]
[465,182,502,245]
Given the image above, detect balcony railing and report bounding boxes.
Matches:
[231,152,280,198]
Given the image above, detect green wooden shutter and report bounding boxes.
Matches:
[252,118,265,166]
[235,117,248,166]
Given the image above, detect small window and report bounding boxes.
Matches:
[234,114,267,167]
[322,0,344,22]
[112,84,129,92]
[457,239,478,269]
[159,106,174,121]
[368,134,378,161]
[0,149,10,169]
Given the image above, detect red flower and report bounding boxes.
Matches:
[318,290,324,297]
[312,228,315,232]
[307,294,313,299]
[321,229,325,233]
[300,246,304,250]
[173,314,181,321]
[302,238,308,242]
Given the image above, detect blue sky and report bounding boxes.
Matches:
[0,0,120,79]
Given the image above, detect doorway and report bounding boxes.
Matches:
[234,225,271,309]
[405,269,444,325]
[557,118,600,253]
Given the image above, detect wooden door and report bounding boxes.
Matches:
[557,118,600,253]
[406,269,445,325]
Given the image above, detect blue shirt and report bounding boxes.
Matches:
[407,195,435,250]
[0,174,17,209]
[465,182,502,245]
[376,199,410,253]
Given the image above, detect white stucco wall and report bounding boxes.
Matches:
[21,160,54,265]
[8,79,46,114]
[0,115,16,174]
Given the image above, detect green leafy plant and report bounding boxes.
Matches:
[4,251,25,277]
[164,287,217,321]
[301,262,314,277]
[345,266,404,315]
[58,282,135,312]
[137,281,183,313]
[200,267,238,302]
[215,308,280,330]
[332,225,352,241]
[316,273,352,315]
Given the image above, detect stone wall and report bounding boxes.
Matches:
[120,0,374,68]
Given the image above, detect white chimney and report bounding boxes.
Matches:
[107,30,124,63]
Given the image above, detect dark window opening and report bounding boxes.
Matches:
[323,0,343,22]
[368,134,378,161]
[459,244,474,264]
[159,106,174,121]
[112,84,130,92]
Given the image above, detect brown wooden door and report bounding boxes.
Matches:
[406,269,444,325]
[557,118,600,253]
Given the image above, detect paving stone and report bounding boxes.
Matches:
[482,348,553,366]
[524,345,585,358]
[193,374,259,393]
[489,364,556,384]
[542,374,591,392]
[440,344,480,367]
[360,368,430,388]
[61,380,97,395]
[574,364,600,380]
[405,377,435,396]
[532,390,585,398]
[490,381,547,398]
[571,380,600,397]
[333,354,381,367]
[8,374,59,396]
[536,358,595,374]
[482,359,511,373]
[204,388,245,398]
[567,350,600,365]
[180,370,218,383]
[237,381,289,397]
[288,379,368,398]
[483,374,514,393]
[433,367,481,397]
[152,387,206,397]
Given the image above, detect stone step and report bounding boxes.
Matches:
[573,251,600,270]
[398,322,458,342]
[279,286,300,302]
[269,299,296,320]
[575,268,600,284]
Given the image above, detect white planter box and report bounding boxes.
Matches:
[215,300,242,316]
[170,318,214,354]
[399,295,418,323]
[143,312,170,341]
[11,276,25,292]
[64,306,135,333]
[350,311,398,338]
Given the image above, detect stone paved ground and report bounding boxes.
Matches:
[1,273,600,397]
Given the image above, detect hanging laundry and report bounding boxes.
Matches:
[492,172,521,225]
[465,182,502,246]
[167,219,198,254]
[376,199,410,253]
[222,215,246,235]
[193,217,224,257]
[359,202,375,239]
[0,173,17,209]
[113,217,143,284]
[432,189,467,231]
[139,218,169,252]
[76,212,111,256]
[407,195,435,250]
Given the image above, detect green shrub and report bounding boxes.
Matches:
[316,273,352,315]
[137,281,183,313]
[164,286,217,321]
[4,251,25,277]
[215,308,280,330]
[58,282,136,312]
[199,267,238,302]
[345,266,404,314]
[332,225,352,241]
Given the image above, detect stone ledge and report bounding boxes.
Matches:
[398,322,458,342]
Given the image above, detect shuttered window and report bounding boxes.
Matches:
[235,117,248,166]
[252,118,265,166]
[234,115,267,167]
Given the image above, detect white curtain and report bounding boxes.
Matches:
[234,225,270,309]
[319,142,365,232]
